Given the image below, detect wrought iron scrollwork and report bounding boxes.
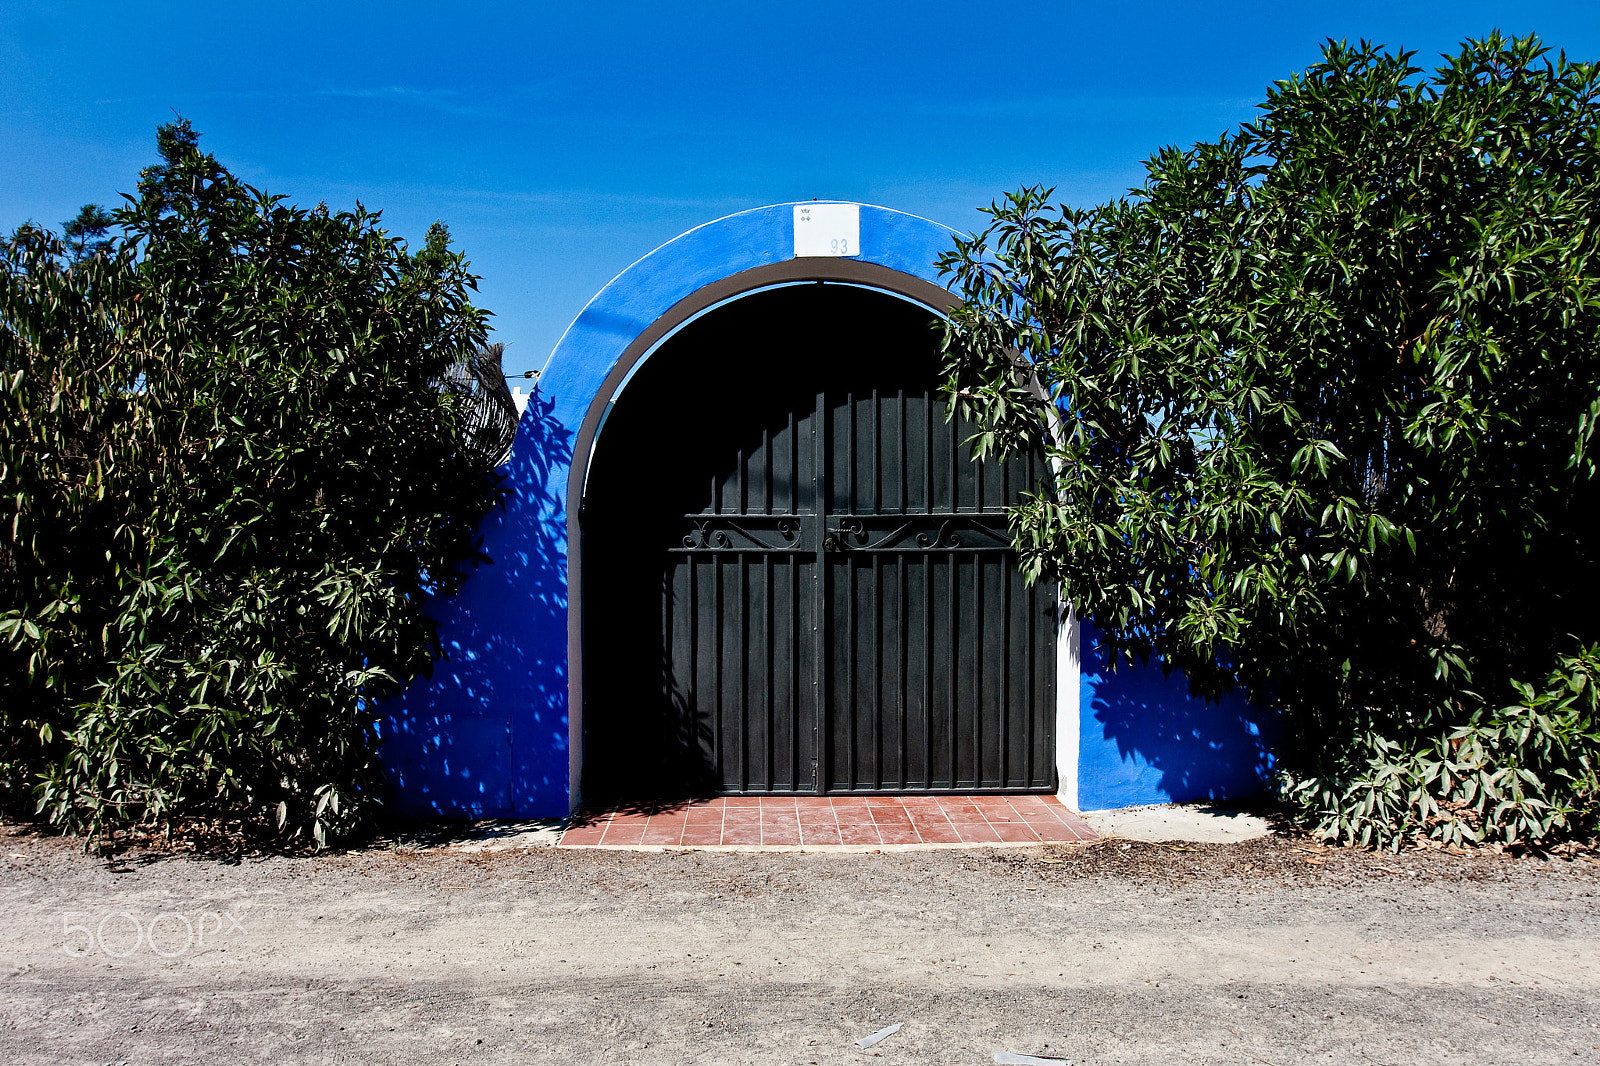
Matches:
[823,515,1006,551]
[682,517,802,551]
[683,521,733,549]
[680,514,1005,552]
[915,519,962,549]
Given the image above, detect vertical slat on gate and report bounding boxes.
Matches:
[763,425,772,516]
[1013,570,1026,789]
[901,553,919,788]
[1024,575,1035,787]
[757,554,771,789]
[788,555,799,788]
[764,553,774,789]
[985,555,1006,788]
[797,563,808,795]
[871,553,882,789]
[947,550,957,788]
[902,388,918,514]
[814,386,828,794]
[845,390,855,515]
[872,389,881,515]
[879,554,893,789]
[897,554,908,788]
[1000,558,1011,787]
[843,558,855,789]
[1040,584,1057,787]
[767,552,780,789]
[739,554,749,791]
[922,552,934,788]
[940,398,953,515]
[803,556,812,790]
[966,404,979,512]
[848,392,860,788]
[897,389,907,515]
[787,408,797,516]
[876,391,892,789]
[791,401,803,789]
[716,555,727,786]
[966,550,979,784]
[687,554,699,766]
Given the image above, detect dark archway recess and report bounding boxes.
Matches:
[580,284,1056,805]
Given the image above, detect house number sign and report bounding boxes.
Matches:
[793,203,860,258]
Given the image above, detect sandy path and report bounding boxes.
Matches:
[2,830,1596,1065]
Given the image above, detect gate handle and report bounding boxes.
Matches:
[823,520,865,551]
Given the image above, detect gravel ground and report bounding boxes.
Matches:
[2,824,1597,1065]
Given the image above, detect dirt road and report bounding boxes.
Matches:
[2,827,1596,1065]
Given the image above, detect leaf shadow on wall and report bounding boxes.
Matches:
[378,390,574,819]
[1079,621,1278,809]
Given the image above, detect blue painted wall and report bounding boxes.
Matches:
[377,389,573,819]
[1077,621,1277,811]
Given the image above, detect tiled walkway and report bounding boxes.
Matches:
[559,794,1097,848]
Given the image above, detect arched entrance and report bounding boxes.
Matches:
[382,201,1274,821]
[581,283,1057,804]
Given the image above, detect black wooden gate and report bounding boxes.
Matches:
[582,284,1056,801]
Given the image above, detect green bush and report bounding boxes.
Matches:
[0,121,502,847]
[1285,648,1600,848]
[937,35,1600,847]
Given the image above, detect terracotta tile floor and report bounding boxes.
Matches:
[559,794,1097,847]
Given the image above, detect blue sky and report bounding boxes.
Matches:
[4,2,1598,375]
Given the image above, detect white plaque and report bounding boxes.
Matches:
[793,202,860,258]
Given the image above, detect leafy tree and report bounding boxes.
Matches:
[61,204,115,261]
[938,35,1600,847]
[0,120,503,847]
